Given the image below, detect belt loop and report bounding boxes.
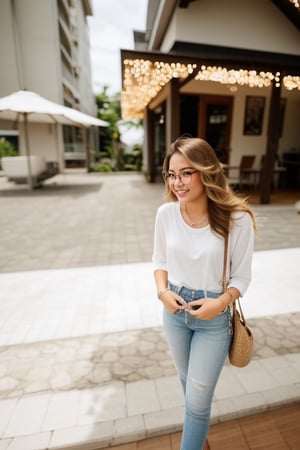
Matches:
[170,283,181,295]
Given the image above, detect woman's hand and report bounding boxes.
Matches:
[187,297,225,320]
[159,290,187,314]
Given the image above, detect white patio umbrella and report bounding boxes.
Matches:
[0,90,109,188]
[63,107,109,127]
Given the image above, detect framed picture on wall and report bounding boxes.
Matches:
[243,96,265,135]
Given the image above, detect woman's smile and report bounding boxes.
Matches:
[175,188,189,198]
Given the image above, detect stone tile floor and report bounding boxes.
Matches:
[1,313,300,401]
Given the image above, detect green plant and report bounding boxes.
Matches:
[92,163,113,172]
[0,138,17,157]
[132,144,143,171]
[0,138,17,169]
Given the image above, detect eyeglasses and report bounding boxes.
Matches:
[163,170,198,184]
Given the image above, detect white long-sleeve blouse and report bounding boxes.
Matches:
[152,202,254,295]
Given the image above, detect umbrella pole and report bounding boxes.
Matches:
[23,112,33,189]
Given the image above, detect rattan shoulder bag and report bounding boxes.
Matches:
[222,236,254,368]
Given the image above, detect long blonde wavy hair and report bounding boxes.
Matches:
[162,137,257,239]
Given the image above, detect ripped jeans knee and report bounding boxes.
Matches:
[185,376,213,419]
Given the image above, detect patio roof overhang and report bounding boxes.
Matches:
[120,44,300,119]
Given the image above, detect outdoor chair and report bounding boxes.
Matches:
[227,155,258,189]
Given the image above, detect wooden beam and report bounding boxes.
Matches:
[166,79,180,146]
[259,80,282,204]
[121,44,300,77]
[145,107,156,182]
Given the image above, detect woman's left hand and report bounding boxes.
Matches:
[187,297,225,320]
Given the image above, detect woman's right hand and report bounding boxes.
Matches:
[159,290,187,314]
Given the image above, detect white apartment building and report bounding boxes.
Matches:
[0,0,98,171]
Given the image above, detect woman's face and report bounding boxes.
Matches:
[167,152,205,204]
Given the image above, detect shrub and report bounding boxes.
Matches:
[92,163,113,172]
[0,138,17,157]
[0,138,17,169]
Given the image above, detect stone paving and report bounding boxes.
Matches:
[1,313,300,401]
[0,172,299,273]
[0,173,162,272]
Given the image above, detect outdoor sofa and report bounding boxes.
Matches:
[1,155,58,188]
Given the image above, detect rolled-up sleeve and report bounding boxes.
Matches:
[228,212,255,296]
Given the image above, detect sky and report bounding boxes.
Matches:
[88,0,148,95]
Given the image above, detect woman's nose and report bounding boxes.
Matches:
[174,175,183,185]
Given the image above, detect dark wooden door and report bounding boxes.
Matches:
[199,95,233,163]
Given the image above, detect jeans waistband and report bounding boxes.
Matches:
[168,282,221,299]
[169,282,229,314]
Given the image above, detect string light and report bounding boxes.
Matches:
[122,59,197,118]
[195,66,275,87]
[289,0,300,10]
[121,58,300,119]
[283,75,300,90]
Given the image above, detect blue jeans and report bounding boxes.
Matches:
[163,284,232,450]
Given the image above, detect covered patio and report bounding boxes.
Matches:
[120,41,300,203]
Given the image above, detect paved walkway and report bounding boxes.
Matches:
[0,172,299,450]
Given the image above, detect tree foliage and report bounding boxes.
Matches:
[94,86,143,172]
[95,86,121,155]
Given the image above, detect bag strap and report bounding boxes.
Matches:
[222,234,247,324]
[236,298,247,324]
[222,234,229,294]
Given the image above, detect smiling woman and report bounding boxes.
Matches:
[152,136,257,450]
